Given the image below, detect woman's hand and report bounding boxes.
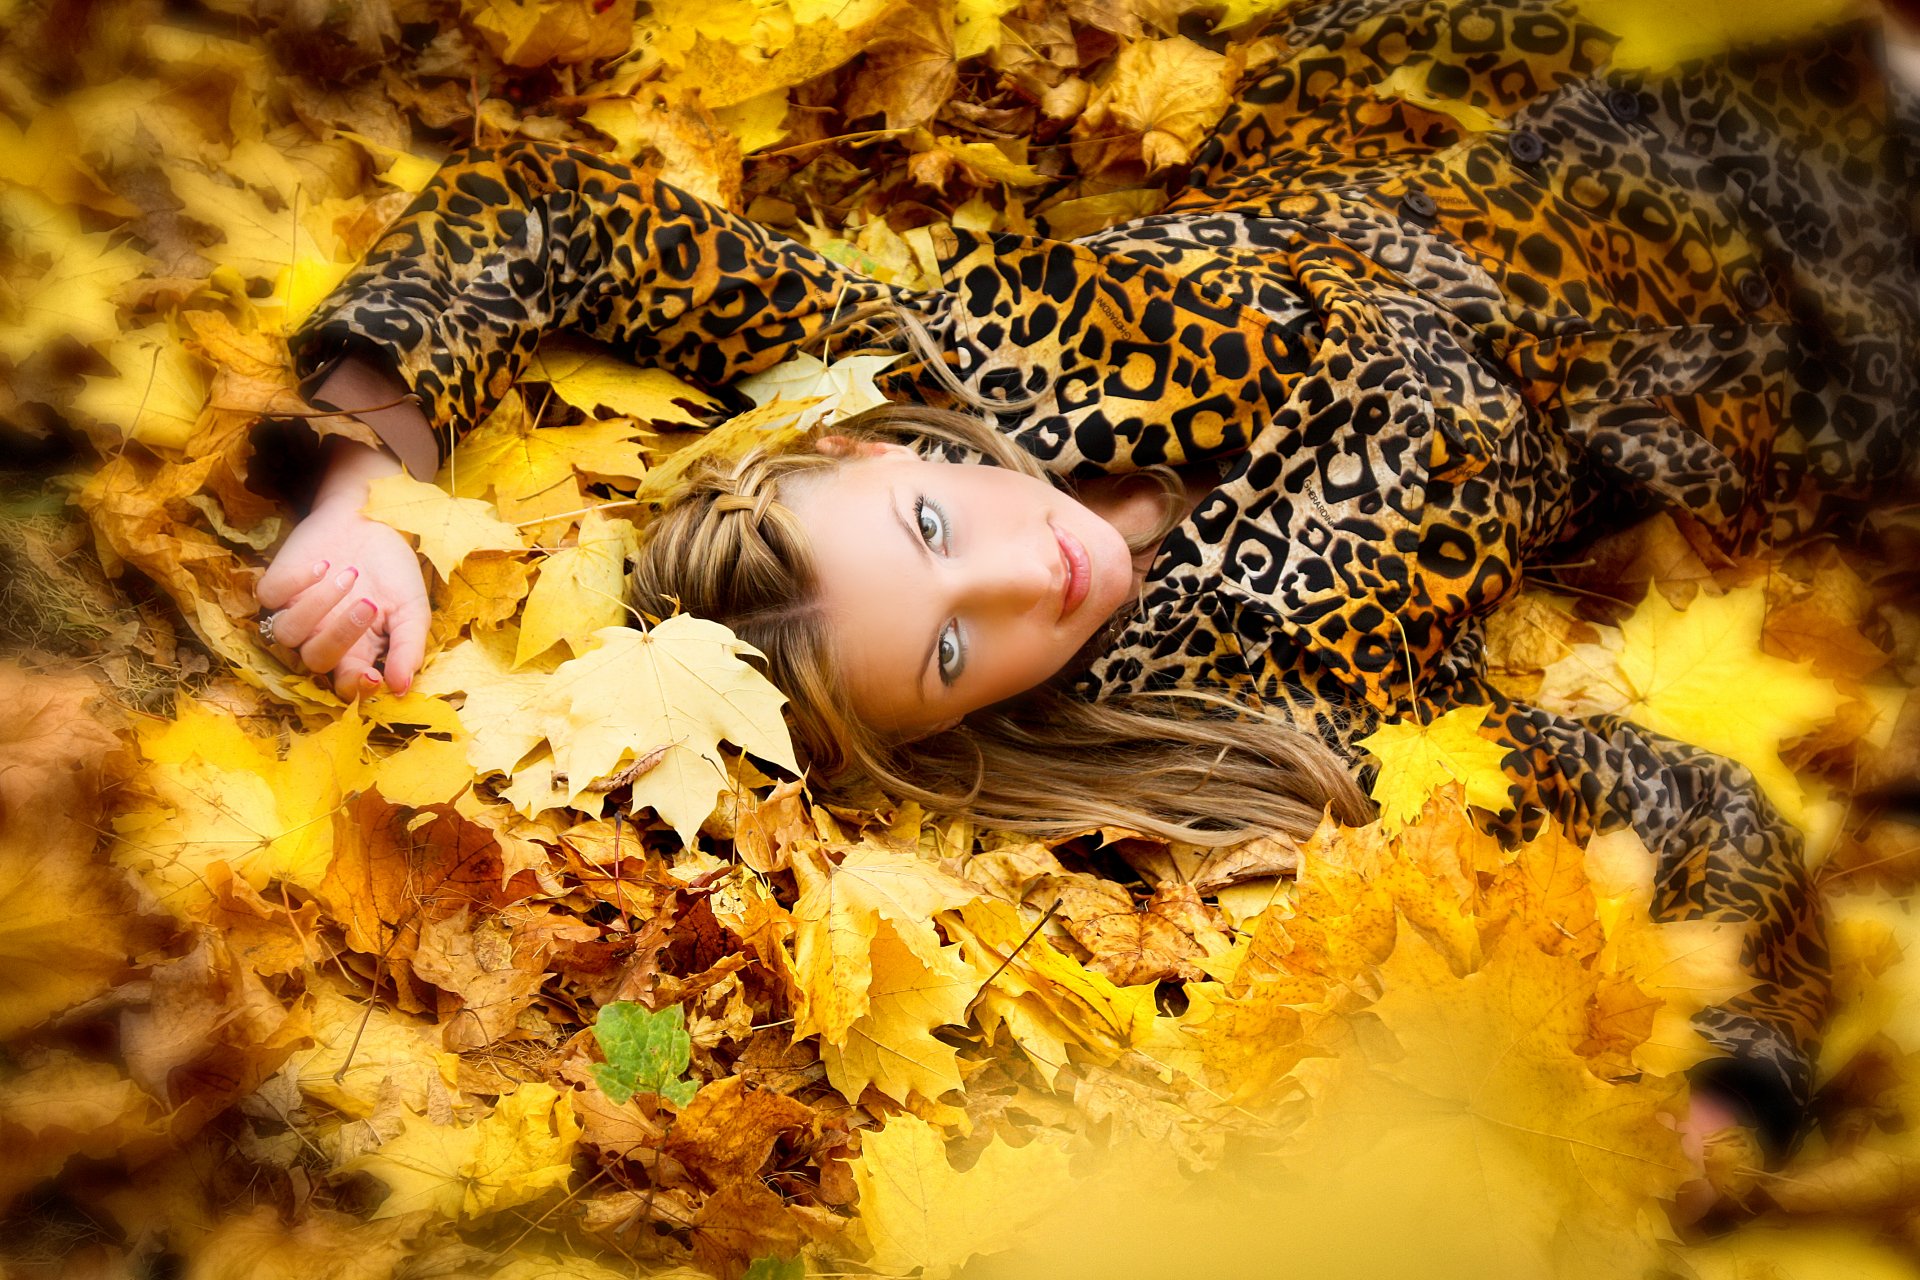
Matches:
[1664,1089,1761,1229]
[256,437,430,698]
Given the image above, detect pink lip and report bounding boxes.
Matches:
[1055,524,1090,621]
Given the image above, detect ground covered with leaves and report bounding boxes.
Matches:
[3,0,1920,1276]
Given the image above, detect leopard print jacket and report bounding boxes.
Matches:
[281,0,1920,1156]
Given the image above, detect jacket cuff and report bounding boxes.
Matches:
[1685,1055,1805,1167]
[288,326,444,480]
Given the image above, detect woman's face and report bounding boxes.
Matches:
[783,439,1136,740]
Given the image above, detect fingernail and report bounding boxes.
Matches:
[350,598,376,625]
[362,671,381,686]
[335,567,359,589]
[311,560,330,578]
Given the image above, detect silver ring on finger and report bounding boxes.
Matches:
[258,611,281,645]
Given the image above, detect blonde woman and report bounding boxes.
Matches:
[248,0,1920,1221]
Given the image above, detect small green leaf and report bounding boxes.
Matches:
[742,1256,806,1280]
[590,1001,698,1106]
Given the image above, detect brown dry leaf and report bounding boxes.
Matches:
[184,1206,421,1280]
[412,906,550,1051]
[468,0,637,66]
[664,1076,829,1275]
[0,1049,166,1204]
[1550,510,1730,615]
[203,866,323,978]
[0,667,153,1036]
[1077,36,1237,174]
[844,0,958,132]
[119,929,314,1141]
[1047,875,1221,985]
[315,793,524,992]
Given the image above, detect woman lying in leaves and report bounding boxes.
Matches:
[249,0,1919,1228]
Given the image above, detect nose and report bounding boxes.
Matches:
[952,537,1054,618]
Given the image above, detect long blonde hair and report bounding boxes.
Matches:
[626,403,1373,846]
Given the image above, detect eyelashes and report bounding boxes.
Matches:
[916,496,966,685]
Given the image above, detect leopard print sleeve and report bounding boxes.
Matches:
[1469,685,1830,1161]
[283,140,900,475]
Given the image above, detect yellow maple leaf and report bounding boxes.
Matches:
[362,471,526,580]
[163,159,327,283]
[516,509,638,666]
[820,923,976,1103]
[110,699,373,917]
[348,1082,581,1220]
[432,550,535,648]
[526,342,718,425]
[947,897,1157,1080]
[0,837,149,1038]
[631,395,822,511]
[789,841,984,1043]
[714,89,793,155]
[1814,888,1920,1085]
[852,1112,1073,1279]
[286,981,454,1118]
[0,185,152,364]
[1584,828,1756,1078]
[735,350,905,432]
[436,389,595,527]
[1356,703,1515,832]
[1079,36,1235,171]
[412,626,557,777]
[954,0,1020,59]
[1268,927,1690,1279]
[912,133,1050,187]
[1536,586,1842,827]
[1311,802,1490,972]
[468,0,636,66]
[419,616,798,842]
[71,323,210,451]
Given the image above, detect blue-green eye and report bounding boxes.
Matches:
[915,496,964,684]
[936,621,965,685]
[915,495,948,549]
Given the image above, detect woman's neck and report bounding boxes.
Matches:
[1076,464,1221,591]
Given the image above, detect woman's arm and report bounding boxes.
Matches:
[280,139,901,478]
[256,140,904,688]
[1453,684,1831,1164]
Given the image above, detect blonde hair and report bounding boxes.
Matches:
[627,403,1374,846]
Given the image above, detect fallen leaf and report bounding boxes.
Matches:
[348,1081,581,1220]
[852,1112,1072,1279]
[363,470,526,580]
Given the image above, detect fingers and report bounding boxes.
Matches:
[258,557,332,611]
[331,631,389,699]
[380,603,430,695]
[300,595,379,677]
[269,566,362,650]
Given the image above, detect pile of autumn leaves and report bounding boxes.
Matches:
[8,533,1920,1279]
[4,0,1920,1275]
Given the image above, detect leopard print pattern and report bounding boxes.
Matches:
[284,0,1918,1141]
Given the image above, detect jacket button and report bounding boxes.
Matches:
[1507,128,1546,165]
[1736,271,1772,310]
[1606,87,1642,122]
[1401,189,1438,219]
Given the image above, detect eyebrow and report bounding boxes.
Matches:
[889,486,938,702]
